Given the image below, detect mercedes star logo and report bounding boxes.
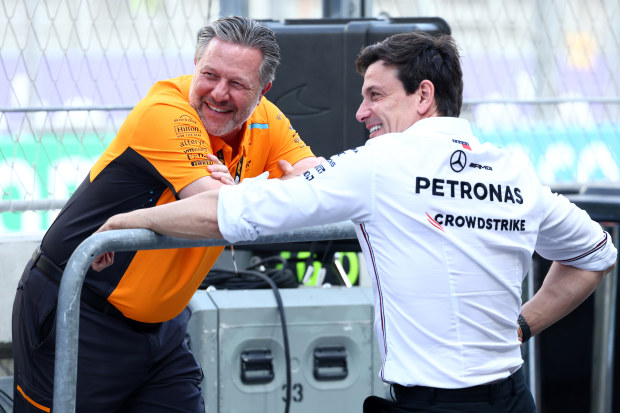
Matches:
[450,150,467,172]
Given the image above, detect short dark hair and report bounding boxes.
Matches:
[356,31,463,117]
[195,16,280,88]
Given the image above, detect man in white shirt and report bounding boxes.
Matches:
[94,32,617,412]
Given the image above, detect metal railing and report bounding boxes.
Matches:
[52,193,620,413]
[591,224,618,413]
[53,222,358,413]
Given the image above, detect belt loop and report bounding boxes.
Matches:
[510,372,517,397]
[430,388,436,405]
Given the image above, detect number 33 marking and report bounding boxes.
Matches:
[282,383,303,403]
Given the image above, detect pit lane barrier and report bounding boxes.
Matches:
[51,187,619,413]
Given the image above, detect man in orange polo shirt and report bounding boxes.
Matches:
[12,16,320,412]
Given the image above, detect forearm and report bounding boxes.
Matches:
[292,156,323,172]
[278,156,325,180]
[98,190,223,240]
[520,261,611,337]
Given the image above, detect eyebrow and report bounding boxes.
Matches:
[202,64,253,86]
[362,85,381,96]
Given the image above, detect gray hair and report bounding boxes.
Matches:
[195,16,280,88]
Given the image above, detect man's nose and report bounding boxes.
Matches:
[356,101,369,123]
[211,81,229,102]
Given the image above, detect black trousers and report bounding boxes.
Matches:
[364,368,536,413]
[12,257,205,413]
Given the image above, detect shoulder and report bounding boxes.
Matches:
[249,97,288,125]
[134,75,200,124]
[138,75,191,107]
[149,75,192,93]
[141,75,193,107]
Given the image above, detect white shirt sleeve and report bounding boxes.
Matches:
[534,187,617,271]
[217,148,374,244]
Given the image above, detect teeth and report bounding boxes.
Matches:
[208,104,228,113]
[370,124,383,133]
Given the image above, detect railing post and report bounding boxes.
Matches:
[52,223,357,413]
[525,261,541,407]
[590,224,618,413]
[53,229,188,413]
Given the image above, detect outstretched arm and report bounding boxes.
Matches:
[97,189,222,239]
[91,190,222,271]
[519,261,615,340]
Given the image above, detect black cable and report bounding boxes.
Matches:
[200,256,298,290]
[234,269,292,413]
[199,256,294,412]
[200,268,297,290]
[306,242,317,269]
[319,240,333,264]
[245,255,288,270]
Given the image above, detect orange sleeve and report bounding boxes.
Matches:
[129,99,214,195]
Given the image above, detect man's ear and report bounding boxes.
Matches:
[256,82,272,107]
[417,79,436,116]
[261,81,272,98]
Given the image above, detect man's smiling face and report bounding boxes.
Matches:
[189,38,269,142]
[356,61,422,139]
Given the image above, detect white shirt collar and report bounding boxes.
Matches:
[366,117,478,147]
[405,117,474,137]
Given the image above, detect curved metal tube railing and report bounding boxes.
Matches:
[52,192,620,413]
[53,222,357,412]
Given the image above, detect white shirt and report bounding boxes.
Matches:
[218,117,617,388]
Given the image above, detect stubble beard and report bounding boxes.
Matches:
[192,99,257,139]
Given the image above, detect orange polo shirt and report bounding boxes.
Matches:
[41,75,314,322]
